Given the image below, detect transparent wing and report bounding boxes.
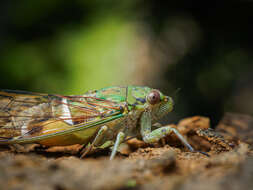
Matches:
[0,89,124,143]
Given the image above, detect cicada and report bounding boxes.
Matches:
[0,86,208,159]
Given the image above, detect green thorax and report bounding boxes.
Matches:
[85,86,153,110]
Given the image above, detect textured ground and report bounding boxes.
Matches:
[0,113,252,190]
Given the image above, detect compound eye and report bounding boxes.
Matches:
[147,90,161,105]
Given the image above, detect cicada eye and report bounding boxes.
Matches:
[147,90,161,105]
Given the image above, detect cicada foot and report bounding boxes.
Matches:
[190,150,210,157]
[79,143,93,158]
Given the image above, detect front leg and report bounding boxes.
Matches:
[140,111,209,156]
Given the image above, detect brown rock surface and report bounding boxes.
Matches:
[0,114,252,190]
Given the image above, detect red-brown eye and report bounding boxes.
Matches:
[147,90,161,105]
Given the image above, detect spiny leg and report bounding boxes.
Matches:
[140,111,209,157]
[110,132,125,160]
[80,125,108,158]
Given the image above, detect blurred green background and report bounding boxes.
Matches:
[1,1,253,126]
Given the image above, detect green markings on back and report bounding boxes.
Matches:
[94,86,127,103]
[93,86,152,108]
[127,86,150,106]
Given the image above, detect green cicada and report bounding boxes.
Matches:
[0,86,208,159]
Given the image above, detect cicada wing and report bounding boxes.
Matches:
[0,89,124,144]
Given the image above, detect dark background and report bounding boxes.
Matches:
[1,0,253,126]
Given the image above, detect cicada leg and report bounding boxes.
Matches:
[80,125,108,158]
[110,132,125,160]
[140,111,209,157]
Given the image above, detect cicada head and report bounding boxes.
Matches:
[145,89,174,121]
[127,86,174,121]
